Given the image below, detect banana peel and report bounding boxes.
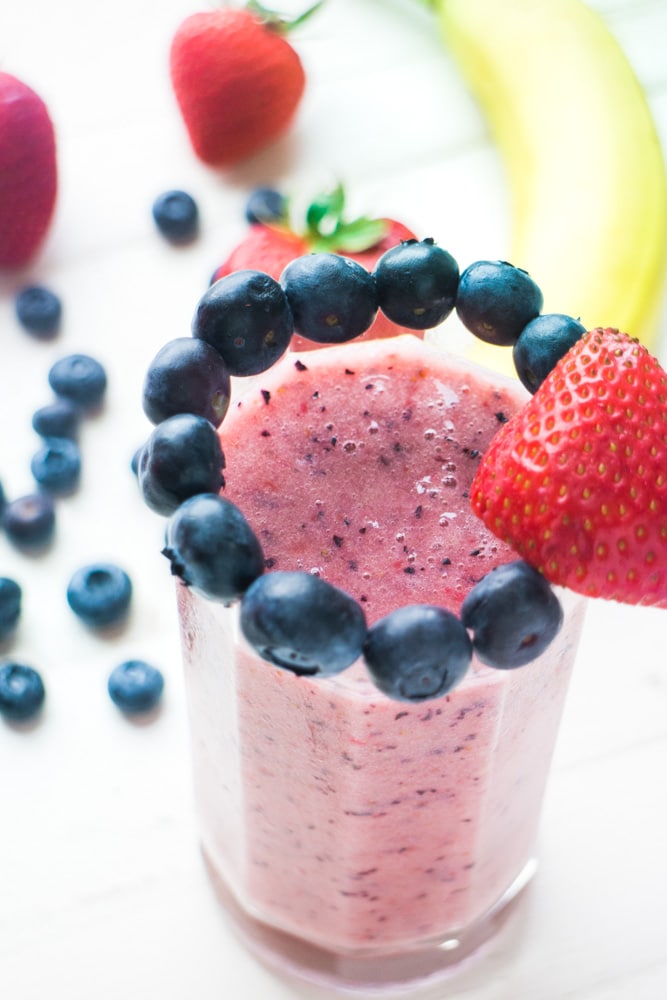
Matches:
[430,0,667,374]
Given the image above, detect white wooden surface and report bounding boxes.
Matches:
[1,1,666,998]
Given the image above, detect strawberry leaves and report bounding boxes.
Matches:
[303,183,388,253]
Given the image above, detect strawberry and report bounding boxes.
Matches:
[169,2,320,167]
[211,184,421,349]
[0,72,57,269]
[471,328,667,607]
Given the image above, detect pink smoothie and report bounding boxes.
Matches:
[177,335,586,956]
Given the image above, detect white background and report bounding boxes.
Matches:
[1,1,666,998]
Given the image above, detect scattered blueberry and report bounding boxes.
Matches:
[2,493,56,549]
[15,284,62,338]
[363,604,472,701]
[0,578,22,640]
[138,413,226,517]
[373,238,459,329]
[163,493,265,602]
[512,313,586,393]
[461,560,563,669]
[142,337,231,428]
[152,189,199,243]
[48,354,107,410]
[32,399,81,440]
[107,659,165,715]
[66,563,133,628]
[192,270,294,376]
[0,481,6,519]
[456,260,544,346]
[245,186,288,225]
[0,662,45,722]
[240,570,368,677]
[281,253,378,344]
[30,437,82,495]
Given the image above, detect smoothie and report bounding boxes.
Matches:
[176,335,586,977]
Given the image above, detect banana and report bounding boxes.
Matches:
[429,0,667,374]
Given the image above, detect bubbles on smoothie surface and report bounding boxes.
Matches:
[219,359,521,621]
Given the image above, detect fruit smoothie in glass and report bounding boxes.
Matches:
[175,334,587,992]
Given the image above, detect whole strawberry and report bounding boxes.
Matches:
[212,184,421,348]
[0,72,57,269]
[169,2,321,167]
[472,328,667,607]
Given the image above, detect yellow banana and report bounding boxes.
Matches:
[430,0,667,374]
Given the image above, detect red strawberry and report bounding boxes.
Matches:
[0,72,57,269]
[169,3,319,167]
[471,328,667,607]
[213,223,308,283]
[212,186,422,349]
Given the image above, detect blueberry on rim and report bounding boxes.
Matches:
[0,662,46,722]
[363,605,472,702]
[373,238,459,329]
[67,563,133,628]
[193,269,293,376]
[137,413,226,517]
[164,493,265,603]
[461,560,563,668]
[512,313,586,393]
[142,337,231,428]
[280,253,378,344]
[240,571,368,677]
[456,260,543,346]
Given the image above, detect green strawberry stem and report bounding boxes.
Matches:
[302,182,388,253]
[245,0,325,33]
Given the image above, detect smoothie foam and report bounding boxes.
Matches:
[177,334,586,956]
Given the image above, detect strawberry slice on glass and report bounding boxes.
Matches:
[472,327,667,607]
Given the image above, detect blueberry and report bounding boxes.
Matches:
[280,253,378,344]
[245,186,287,225]
[456,260,543,346]
[0,481,6,519]
[32,399,80,440]
[131,446,142,477]
[138,414,226,517]
[240,571,367,677]
[193,270,293,376]
[48,354,107,410]
[31,437,82,495]
[363,605,472,702]
[152,189,199,243]
[142,337,231,428]
[512,313,586,393]
[15,284,62,338]
[0,578,22,639]
[2,494,56,549]
[373,238,459,329]
[107,659,165,714]
[0,662,45,722]
[163,493,265,602]
[461,560,563,669]
[67,562,133,628]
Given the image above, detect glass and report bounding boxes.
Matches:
[177,581,586,994]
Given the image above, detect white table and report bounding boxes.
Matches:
[1,2,666,998]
